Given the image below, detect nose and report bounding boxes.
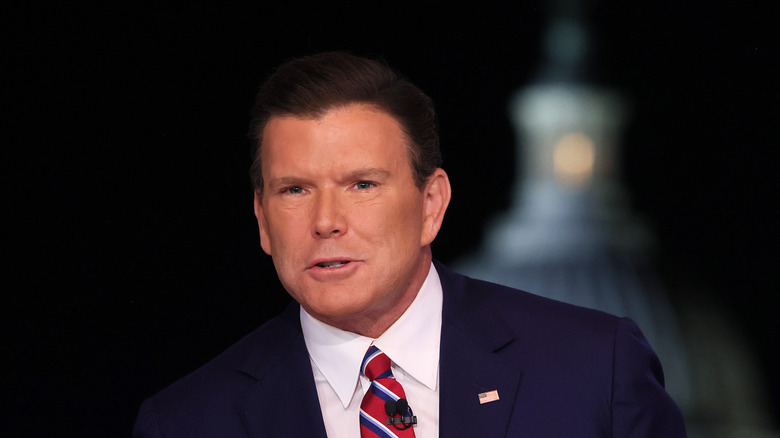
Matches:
[312,189,346,238]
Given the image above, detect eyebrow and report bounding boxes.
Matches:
[267,167,391,189]
[267,176,308,189]
[344,167,391,181]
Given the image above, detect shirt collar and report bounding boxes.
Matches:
[300,262,443,408]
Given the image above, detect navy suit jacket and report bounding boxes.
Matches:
[134,262,686,437]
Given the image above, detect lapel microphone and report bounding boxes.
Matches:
[384,398,417,430]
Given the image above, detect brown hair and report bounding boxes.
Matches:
[248,51,441,193]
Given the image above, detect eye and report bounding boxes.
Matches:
[286,186,304,194]
[354,181,374,190]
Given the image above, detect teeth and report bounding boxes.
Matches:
[317,261,348,268]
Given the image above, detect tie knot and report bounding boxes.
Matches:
[361,346,393,381]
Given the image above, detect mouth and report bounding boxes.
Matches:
[312,259,351,269]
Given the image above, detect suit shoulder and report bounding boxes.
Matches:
[447,269,623,334]
[135,304,303,431]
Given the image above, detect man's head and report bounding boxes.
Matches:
[249,53,451,337]
[249,51,441,195]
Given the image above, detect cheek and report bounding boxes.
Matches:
[363,201,423,247]
[270,202,308,228]
[266,215,309,258]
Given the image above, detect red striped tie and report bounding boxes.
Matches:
[359,346,416,437]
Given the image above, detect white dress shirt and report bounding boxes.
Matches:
[301,262,443,438]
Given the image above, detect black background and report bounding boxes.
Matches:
[6,2,776,436]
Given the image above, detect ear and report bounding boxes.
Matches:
[253,192,272,255]
[420,168,452,247]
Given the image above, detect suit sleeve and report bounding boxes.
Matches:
[611,317,687,438]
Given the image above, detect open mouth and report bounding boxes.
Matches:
[315,260,350,268]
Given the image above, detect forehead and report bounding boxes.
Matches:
[261,104,411,171]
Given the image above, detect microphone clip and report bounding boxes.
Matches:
[384,398,417,429]
[386,415,417,426]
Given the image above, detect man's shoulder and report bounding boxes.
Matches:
[437,263,664,413]
[136,303,304,427]
[434,267,686,436]
[437,261,625,341]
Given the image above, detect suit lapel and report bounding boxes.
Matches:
[237,304,328,438]
[436,261,524,438]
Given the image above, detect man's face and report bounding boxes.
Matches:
[254,104,449,335]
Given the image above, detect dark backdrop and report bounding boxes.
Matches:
[6,2,776,436]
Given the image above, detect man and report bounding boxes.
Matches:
[134,52,686,437]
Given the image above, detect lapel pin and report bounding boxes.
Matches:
[478,390,500,404]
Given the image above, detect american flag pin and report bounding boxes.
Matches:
[478,390,500,404]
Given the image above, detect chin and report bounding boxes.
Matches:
[316,302,370,322]
[301,293,367,317]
